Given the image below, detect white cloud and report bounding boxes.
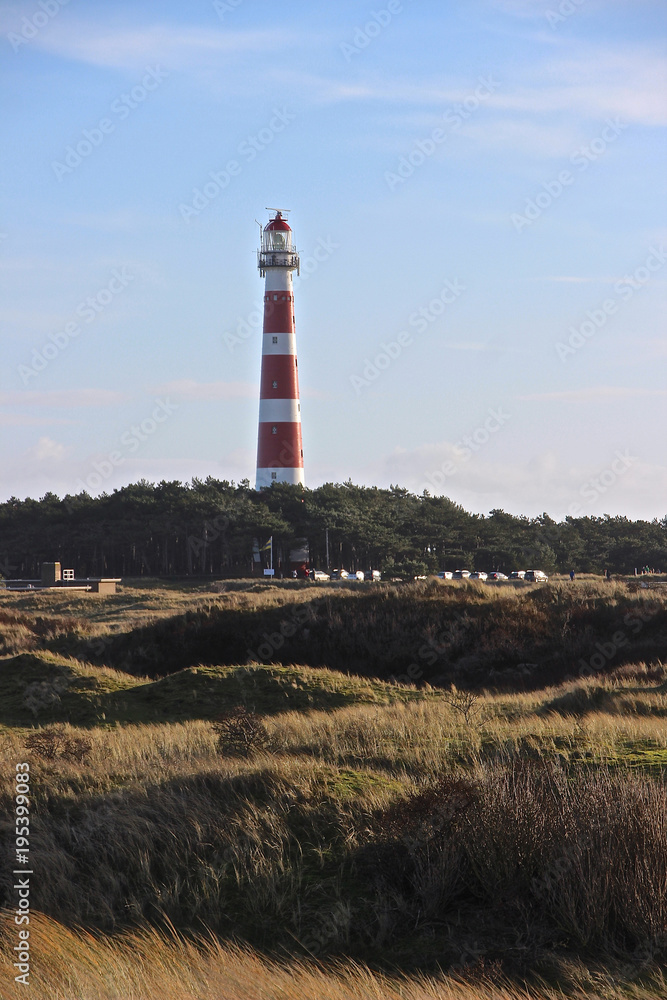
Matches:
[31,437,68,462]
[372,442,667,520]
[487,0,552,16]
[15,9,665,129]
[0,413,74,428]
[446,341,490,352]
[60,210,143,232]
[458,117,584,157]
[152,380,257,401]
[150,380,330,403]
[0,389,127,407]
[300,45,667,126]
[518,386,667,402]
[22,21,305,70]
[536,275,612,283]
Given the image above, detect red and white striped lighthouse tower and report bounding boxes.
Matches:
[255,209,305,490]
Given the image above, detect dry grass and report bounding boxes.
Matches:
[0,581,345,637]
[0,677,664,966]
[0,581,665,995]
[1,661,665,798]
[0,912,664,1000]
[2,577,664,686]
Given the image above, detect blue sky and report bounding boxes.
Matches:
[1,0,665,519]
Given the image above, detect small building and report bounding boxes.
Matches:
[2,562,121,594]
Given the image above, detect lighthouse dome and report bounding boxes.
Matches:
[265,211,291,232]
[262,211,293,251]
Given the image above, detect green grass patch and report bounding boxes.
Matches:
[0,653,140,726]
[0,656,433,728]
[315,766,405,800]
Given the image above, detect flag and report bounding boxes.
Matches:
[259,537,273,552]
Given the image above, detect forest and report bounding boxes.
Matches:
[0,478,665,580]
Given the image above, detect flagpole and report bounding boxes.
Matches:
[270,536,273,572]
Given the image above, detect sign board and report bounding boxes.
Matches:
[263,568,275,576]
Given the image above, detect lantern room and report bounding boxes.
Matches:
[257,209,299,277]
[262,211,293,251]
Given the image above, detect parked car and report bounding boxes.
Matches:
[330,569,349,579]
[509,571,526,580]
[352,571,365,581]
[310,570,330,581]
[524,569,548,583]
[452,569,471,579]
[469,571,488,581]
[488,572,508,581]
[437,571,453,580]
[364,570,381,581]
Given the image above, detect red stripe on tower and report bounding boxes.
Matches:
[255,210,305,489]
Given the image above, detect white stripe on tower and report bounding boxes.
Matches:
[255,210,305,490]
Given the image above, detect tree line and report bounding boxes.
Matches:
[0,478,665,580]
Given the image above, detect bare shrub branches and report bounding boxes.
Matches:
[212,706,272,758]
[445,685,482,726]
[24,726,92,763]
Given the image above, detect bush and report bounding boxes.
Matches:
[212,706,272,758]
[24,727,92,763]
[364,761,667,955]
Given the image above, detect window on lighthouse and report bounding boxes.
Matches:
[271,426,277,434]
[272,380,278,389]
[265,229,291,251]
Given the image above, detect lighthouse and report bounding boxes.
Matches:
[255,209,305,490]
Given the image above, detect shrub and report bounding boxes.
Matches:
[24,727,92,763]
[212,706,271,758]
[365,760,667,956]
